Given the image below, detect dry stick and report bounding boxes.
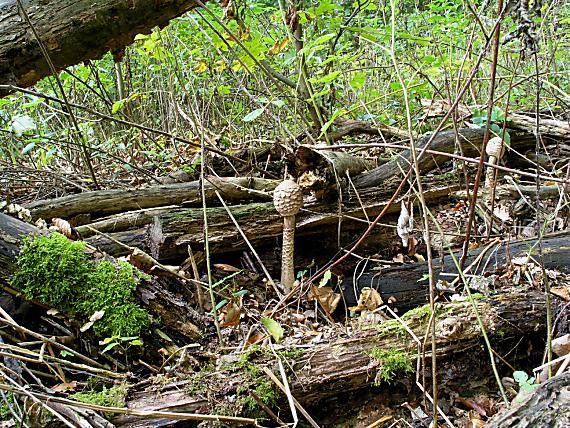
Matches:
[0,366,75,428]
[458,0,503,271]
[0,383,259,426]
[388,0,438,418]
[15,0,99,189]
[262,367,321,428]
[305,10,506,289]
[0,309,106,370]
[215,191,281,297]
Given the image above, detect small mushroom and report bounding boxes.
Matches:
[485,136,505,188]
[273,180,304,293]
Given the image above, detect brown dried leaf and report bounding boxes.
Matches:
[349,287,383,312]
[308,285,341,314]
[51,218,72,238]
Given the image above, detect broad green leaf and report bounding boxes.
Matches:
[350,72,366,89]
[261,317,283,342]
[111,100,125,114]
[242,107,265,122]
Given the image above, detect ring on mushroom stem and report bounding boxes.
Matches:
[273,180,304,294]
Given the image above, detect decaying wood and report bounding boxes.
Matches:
[342,231,570,311]
[146,180,456,262]
[421,99,570,140]
[25,176,276,222]
[329,118,416,141]
[0,0,201,96]
[486,372,570,428]
[114,290,548,427]
[353,127,536,188]
[0,213,205,343]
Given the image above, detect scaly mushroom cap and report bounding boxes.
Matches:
[273,180,303,216]
[486,137,505,158]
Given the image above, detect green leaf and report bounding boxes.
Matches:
[242,107,265,122]
[261,317,283,343]
[102,342,119,353]
[310,70,341,84]
[270,99,285,108]
[21,142,36,155]
[350,72,366,89]
[319,270,332,287]
[111,100,126,114]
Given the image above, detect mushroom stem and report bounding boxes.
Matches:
[485,156,499,188]
[281,215,296,293]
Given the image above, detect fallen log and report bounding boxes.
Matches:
[145,180,456,262]
[0,0,201,95]
[0,212,205,343]
[353,127,536,188]
[343,231,570,311]
[113,289,549,427]
[25,176,276,223]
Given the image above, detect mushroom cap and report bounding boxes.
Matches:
[273,180,303,216]
[486,137,505,158]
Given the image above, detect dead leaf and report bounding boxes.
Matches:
[308,285,341,314]
[551,286,570,301]
[127,248,156,272]
[214,263,241,272]
[219,300,242,327]
[349,287,383,312]
[52,381,78,392]
[393,253,405,263]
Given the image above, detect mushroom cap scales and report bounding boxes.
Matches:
[273,180,304,216]
[486,136,505,158]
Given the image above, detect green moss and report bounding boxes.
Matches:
[70,384,127,408]
[10,233,149,339]
[369,347,413,385]
[401,304,433,322]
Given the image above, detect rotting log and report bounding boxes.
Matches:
[25,176,276,222]
[146,180,457,262]
[0,212,205,343]
[343,231,570,311]
[113,289,549,427]
[353,127,536,188]
[0,0,202,96]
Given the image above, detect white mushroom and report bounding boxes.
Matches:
[273,180,304,293]
[485,136,505,188]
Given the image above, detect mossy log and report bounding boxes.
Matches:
[113,290,549,427]
[0,212,205,343]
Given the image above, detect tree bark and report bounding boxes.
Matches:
[25,176,276,223]
[0,0,201,97]
[486,372,570,428]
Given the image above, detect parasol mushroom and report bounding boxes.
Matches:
[273,180,304,293]
[485,136,505,188]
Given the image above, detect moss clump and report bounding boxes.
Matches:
[369,347,413,384]
[70,384,127,408]
[11,233,149,338]
[0,392,15,421]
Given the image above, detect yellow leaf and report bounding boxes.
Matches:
[268,37,289,55]
[194,60,208,73]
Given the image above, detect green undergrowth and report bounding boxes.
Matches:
[0,392,15,421]
[70,384,128,408]
[10,232,149,338]
[369,347,414,385]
